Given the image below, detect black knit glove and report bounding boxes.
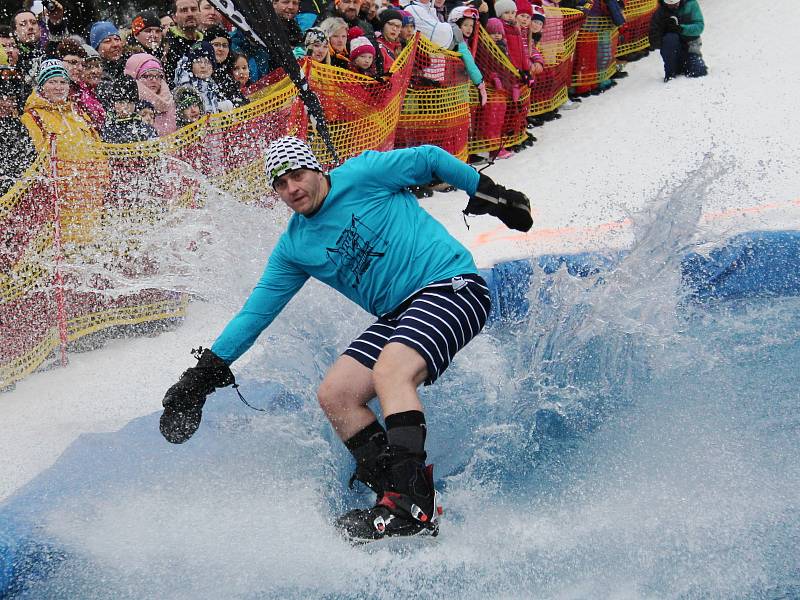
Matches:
[160,348,235,444]
[464,173,533,232]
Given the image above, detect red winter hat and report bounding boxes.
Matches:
[532,4,546,22]
[486,17,505,35]
[515,0,533,16]
[347,26,366,41]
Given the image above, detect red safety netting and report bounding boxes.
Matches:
[530,7,585,115]
[617,0,658,58]
[470,25,531,154]
[4,9,624,387]
[572,10,620,95]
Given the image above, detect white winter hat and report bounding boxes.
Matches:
[663,0,680,5]
[494,0,517,17]
[265,136,323,187]
[448,5,479,23]
[429,21,454,49]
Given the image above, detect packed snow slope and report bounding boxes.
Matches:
[1,1,799,598]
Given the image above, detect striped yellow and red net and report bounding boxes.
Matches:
[2,9,619,387]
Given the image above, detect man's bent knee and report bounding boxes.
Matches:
[316,379,340,414]
[317,355,376,414]
[373,342,428,390]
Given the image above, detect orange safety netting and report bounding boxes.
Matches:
[469,25,530,155]
[572,13,620,95]
[394,34,472,161]
[530,7,585,116]
[1,86,305,389]
[0,154,58,383]
[617,0,658,57]
[0,153,189,387]
[305,39,416,165]
[2,15,602,387]
[207,74,305,204]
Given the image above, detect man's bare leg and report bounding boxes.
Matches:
[319,354,390,504]
[335,342,438,539]
[372,342,428,418]
[317,354,379,441]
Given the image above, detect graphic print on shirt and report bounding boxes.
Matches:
[326,214,388,288]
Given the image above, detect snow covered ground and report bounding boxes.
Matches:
[2,0,799,521]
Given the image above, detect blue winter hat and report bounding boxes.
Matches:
[186,41,216,66]
[399,10,414,26]
[90,21,120,49]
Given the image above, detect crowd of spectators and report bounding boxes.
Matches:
[0,0,705,196]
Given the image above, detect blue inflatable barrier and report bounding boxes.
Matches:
[0,520,15,598]
[682,231,800,303]
[0,517,64,599]
[2,230,800,597]
[480,252,619,323]
[479,231,800,323]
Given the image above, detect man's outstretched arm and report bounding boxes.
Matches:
[355,145,480,195]
[160,246,308,444]
[355,145,533,232]
[210,255,309,364]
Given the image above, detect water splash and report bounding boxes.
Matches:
[6,163,800,599]
[50,157,287,312]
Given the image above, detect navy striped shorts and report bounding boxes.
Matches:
[343,274,492,385]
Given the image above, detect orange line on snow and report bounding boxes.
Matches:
[472,218,631,247]
[701,197,800,221]
[470,198,800,248]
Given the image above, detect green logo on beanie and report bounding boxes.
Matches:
[270,160,293,180]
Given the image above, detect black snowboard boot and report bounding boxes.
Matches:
[347,431,388,498]
[336,446,442,543]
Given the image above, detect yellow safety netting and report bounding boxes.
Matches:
[572,14,620,92]
[618,0,658,57]
[2,11,599,388]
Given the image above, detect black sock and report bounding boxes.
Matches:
[344,421,387,463]
[385,410,426,457]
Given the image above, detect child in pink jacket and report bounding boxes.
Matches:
[515,0,545,80]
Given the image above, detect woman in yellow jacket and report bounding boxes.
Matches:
[21,58,107,245]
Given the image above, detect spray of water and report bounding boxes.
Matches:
[7,161,800,599]
[45,157,285,310]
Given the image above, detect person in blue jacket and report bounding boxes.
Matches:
[159,137,532,542]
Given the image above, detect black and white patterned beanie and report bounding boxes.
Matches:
[304,27,328,48]
[265,136,324,187]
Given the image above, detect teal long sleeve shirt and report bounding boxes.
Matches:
[211,145,480,364]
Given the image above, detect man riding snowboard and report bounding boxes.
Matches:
[160,137,532,542]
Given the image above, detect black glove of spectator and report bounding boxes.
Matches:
[464,173,533,232]
[160,347,235,444]
[519,70,531,84]
[665,15,682,34]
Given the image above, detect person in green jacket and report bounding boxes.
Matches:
[649,0,707,82]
